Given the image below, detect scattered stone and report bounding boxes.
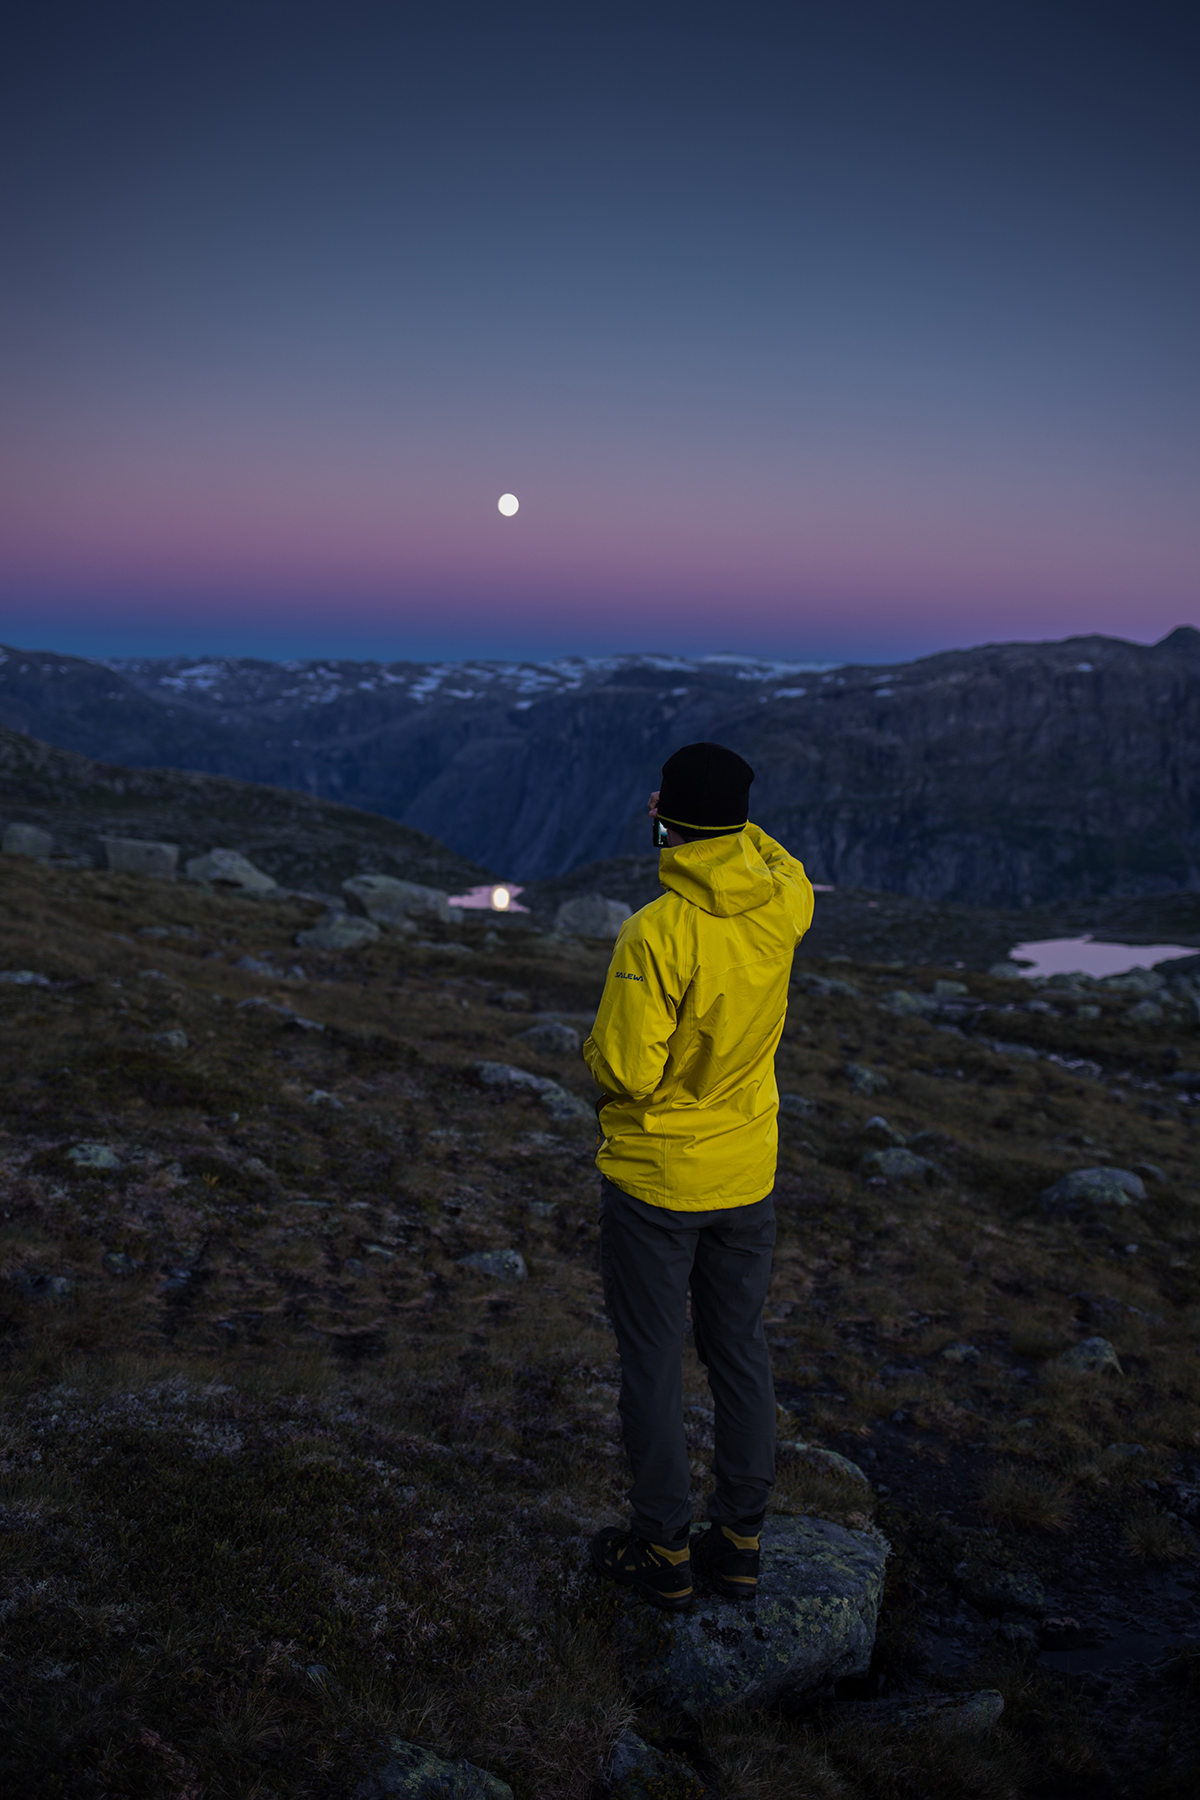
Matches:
[65,1142,121,1170]
[1100,968,1164,995]
[779,1092,817,1119]
[0,969,50,986]
[941,1342,981,1364]
[518,1021,580,1055]
[990,1040,1039,1061]
[1128,999,1164,1024]
[306,1089,344,1108]
[235,955,277,974]
[154,1029,189,1051]
[1039,1617,1102,1651]
[997,1611,1040,1652]
[795,972,861,998]
[785,1440,872,1486]
[837,1690,1005,1732]
[296,915,381,952]
[933,978,969,998]
[2,823,53,859]
[473,1060,592,1123]
[489,989,531,1011]
[1132,1162,1166,1183]
[880,989,937,1017]
[102,1251,138,1275]
[1169,1069,1200,1090]
[554,894,632,939]
[616,1513,887,1713]
[953,1560,1046,1617]
[363,1244,395,1261]
[10,1270,75,1297]
[988,961,1025,979]
[100,836,179,879]
[343,1258,367,1276]
[1076,1004,1101,1020]
[457,1249,528,1283]
[354,1736,514,1800]
[1105,1442,1146,1458]
[1053,1335,1122,1375]
[605,1729,705,1800]
[860,1147,938,1186]
[1038,1166,1146,1213]
[344,874,451,925]
[862,1114,905,1146]
[845,1061,888,1095]
[185,848,277,892]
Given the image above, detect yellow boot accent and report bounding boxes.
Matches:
[721,1527,761,1551]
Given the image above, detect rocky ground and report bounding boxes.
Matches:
[1,853,1198,1799]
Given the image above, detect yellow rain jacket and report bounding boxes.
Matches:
[583,823,814,1210]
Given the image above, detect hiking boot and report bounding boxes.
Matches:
[588,1526,694,1612]
[692,1521,761,1598]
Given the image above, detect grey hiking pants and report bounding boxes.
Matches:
[599,1176,776,1541]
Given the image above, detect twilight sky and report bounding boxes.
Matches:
[0,1,1196,663]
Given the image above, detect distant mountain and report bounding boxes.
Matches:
[0,728,493,897]
[2,628,1198,905]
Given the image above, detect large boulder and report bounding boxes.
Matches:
[296,915,381,952]
[186,848,276,892]
[354,1738,512,1800]
[344,875,451,926]
[605,1730,705,1800]
[616,1514,887,1714]
[861,1147,939,1187]
[1038,1166,1146,1213]
[2,823,53,859]
[554,894,632,939]
[1052,1335,1123,1375]
[100,837,178,879]
[473,1060,593,1124]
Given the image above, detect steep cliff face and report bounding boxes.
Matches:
[1,630,1197,904]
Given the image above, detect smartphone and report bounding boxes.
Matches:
[652,818,670,849]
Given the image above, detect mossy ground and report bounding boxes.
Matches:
[0,857,1197,1797]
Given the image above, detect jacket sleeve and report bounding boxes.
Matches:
[583,914,686,1103]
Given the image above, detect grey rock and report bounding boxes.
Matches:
[1105,1441,1146,1457]
[65,1142,121,1170]
[940,1342,982,1364]
[306,1088,344,1108]
[1075,1004,1101,1019]
[988,961,1026,979]
[954,1560,1046,1617]
[235,955,277,974]
[1169,1068,1200,1090]
[457,1249,528,1282]
[606,1729,704,1800]
[354,1736,513,1800]
[845,1061,888,1095]
[1100,968,1164,995]
[0,969,50,986]
[554,893,632,939]
[186,848,276,892]
[518,1021,581,1055]
[785,1440,872,1486]
[861,1147,938,1186]
[1038,1166,1146,1213]
[344,874,449,925]
[154,1029,189,1051]
[933,979,969,998]
[1132,1161,1166,1183]
[1053,1335,1123,1375]
[2,823,53,858]
[862,1114,905,1146]
[990,1039,1040,1061]
[836,1690,1005,1732]
[100,836,179,879]
[1127,999,1163,1023]
[795,972,861,998]
[473,1060,592,1123]
[616,1513,887,1713]
[489,988,531,1010]
[343,1258,367,1276]
[296,915,381,951]
[779,1092,818,1119]
[102,1251,138,1275]
[997,1611,1040,1652]
[880,989,938,1017]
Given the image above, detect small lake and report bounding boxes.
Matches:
[1011,937,1200,979]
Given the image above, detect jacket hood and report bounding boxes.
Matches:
[658,826,775,917]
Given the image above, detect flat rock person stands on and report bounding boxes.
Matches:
[584,743,814,1610]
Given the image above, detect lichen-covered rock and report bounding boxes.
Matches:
[778,1092,817,1119]
[296,915,381,952]
[0,969,50,986]
[786,1441,872,1486]
[518,1021,581,1055]
[473,1061,592,1123]
[154,1029,189,1051]
[1127,999,1164,1024]
[988,961,1025,979]
[954,1559,1046,1617]
[554,894,632,939]
[990,1039,1039,1061]
[186,848,277,892]
[616,1514,887,1714]
[66,1142,121,1170]
[605,1729,705,1799]
[354,1737,512,1800]
[457,1249,527,1283]
[100,836,178,878]
[343,874,450,925]
[2,823,53,859]
[1053,1335,1123,1375]
[880,989,937,1017]
[1038,1167,1145,1213]
[860,1147,938,1187]
[862,1114,905,1146]
[845,1061,887,1095]
[940,1342,981,1364]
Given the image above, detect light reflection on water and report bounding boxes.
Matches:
[1012,937,1199,979]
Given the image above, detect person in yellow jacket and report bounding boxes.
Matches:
[585,741,814,1612]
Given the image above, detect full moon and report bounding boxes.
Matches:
[497,493,519,517]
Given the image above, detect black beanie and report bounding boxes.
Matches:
[656,742,754,837]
